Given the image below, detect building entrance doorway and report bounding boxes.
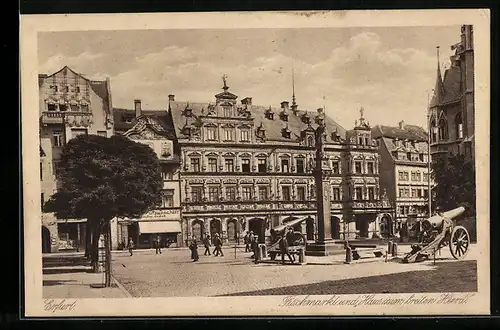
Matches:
[42,226,51,253]
[248,218,266,243]
[306,217,315,241]
[355,214,371,238]
[330,216,341,239]
[210,219,222,238]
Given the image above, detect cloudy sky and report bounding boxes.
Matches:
[38,26,460,129]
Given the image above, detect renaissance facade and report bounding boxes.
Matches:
[168,79,392,245]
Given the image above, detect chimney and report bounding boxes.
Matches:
[241,97,252,105]
[281,101,289,112]
[168,94,175,102]
[399,120,405,129]
[134,99,142,118]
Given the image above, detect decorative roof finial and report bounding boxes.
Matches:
[291,65,297,108]
[360,106,364,119]
[222,74,229,91]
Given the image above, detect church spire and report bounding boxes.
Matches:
[291,64,298,113]
[429,46,444,108]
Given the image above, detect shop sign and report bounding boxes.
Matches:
[141,209,180,220]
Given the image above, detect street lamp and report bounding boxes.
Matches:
[426,90,437,217]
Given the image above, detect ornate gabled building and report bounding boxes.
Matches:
[428,25,474,162]
[39,66,114,253]
[167,77,392,245]
[111,99,183,249]
[372,121,432,236]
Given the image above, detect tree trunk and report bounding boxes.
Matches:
[90,225,101,273]
[104,223,112,287]
[85,222,92,259]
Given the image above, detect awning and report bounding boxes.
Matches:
[138,221,181,234]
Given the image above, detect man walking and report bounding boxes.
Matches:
[285,227,296,262]
[128,237,134,257]
[279,233,294,265]
[189,235,199,262]
[213,233,224,257]
[203,234,212,256]
[155,234,162,255]
[244,232,251,252]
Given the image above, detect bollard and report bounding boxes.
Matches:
[387,241,393,256]
[392,242,398,257]
[261,244,268,259]
[298,248,306,265]
[344,245,352,264]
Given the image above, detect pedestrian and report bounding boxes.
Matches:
[203,234,212,256]
[279,233,294,265]
[285,227,296,262]
[244,232,251,252]
[250,234,258,259]
[155,234,162,254]
[189,235,199,262]
[127,237,134,256]
[213,233,224,257]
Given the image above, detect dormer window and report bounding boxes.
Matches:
[280,111,289,122]
[282,126,291,139]
[306,135,315,147]
[265,106,275,120]
[183,104,193,117]
[256,124,266,140]
[302,113,311,124]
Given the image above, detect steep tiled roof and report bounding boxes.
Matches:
[372,124,427,141]
[169,101,347,143]
[441,64,462,104]
[113,108,167,133]
[124,114,176,139]
[381,137,428,154]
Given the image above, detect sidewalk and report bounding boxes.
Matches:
[43,253,130,299]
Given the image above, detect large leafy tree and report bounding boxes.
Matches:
[44,134,162,285]
[431,153,476,218]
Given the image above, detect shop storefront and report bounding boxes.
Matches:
[116,209,182,249]
[57,220,86,251]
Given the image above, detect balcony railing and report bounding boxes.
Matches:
[41,111,92,125]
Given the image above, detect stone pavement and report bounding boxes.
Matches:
[43,252,130,298]
[110,244,478,297]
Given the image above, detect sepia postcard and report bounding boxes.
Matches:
[20,9,491,317]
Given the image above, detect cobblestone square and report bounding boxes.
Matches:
[109,245,478,297]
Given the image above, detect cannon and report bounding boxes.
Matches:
[402,206,470,263]
[267,217,308,261]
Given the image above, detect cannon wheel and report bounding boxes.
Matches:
[449,225,470,259]
[293,232,307,247]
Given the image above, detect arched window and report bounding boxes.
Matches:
[455,112,463,139]
[307,135,315,147]
[191,220,204,240]
[227,220,237,242]
[430,119,438,143]
[438,117,447,141]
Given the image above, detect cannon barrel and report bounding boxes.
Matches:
[422,206,466,228]
[272,217,309,235]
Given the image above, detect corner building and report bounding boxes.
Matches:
[169,80,392,245]
[39,66,114,253]
[372,121,432,235]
